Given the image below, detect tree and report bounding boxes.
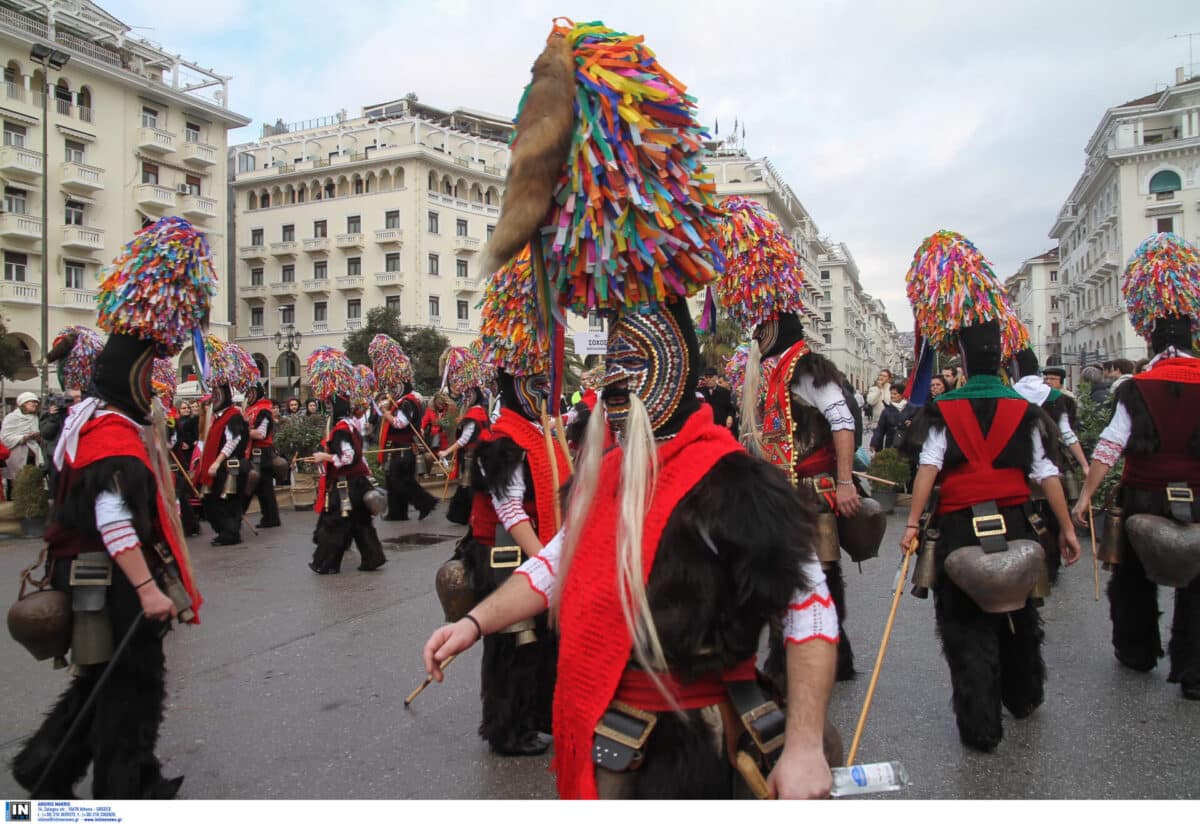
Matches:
[341,308,450,395]
[697,316,745,370]
[343,307,405,365]
[0,321,25,380]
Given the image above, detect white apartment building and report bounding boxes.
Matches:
[1050,69,1200,381]
[1004,248,1062,367]
[228,97,514,395]
[0,0,248,404]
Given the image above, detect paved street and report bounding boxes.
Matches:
[1,499,1197,800]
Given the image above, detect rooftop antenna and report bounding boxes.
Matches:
[1170,32,1200,80]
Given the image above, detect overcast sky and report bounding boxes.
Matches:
[106,0,1199,331]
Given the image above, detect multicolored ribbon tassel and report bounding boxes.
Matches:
[478,246,552,377]
[53,326,103,392]
[306,346,357,402]
[1122,232,1200,347]
[368,334,414,394]
[715,196,806,331]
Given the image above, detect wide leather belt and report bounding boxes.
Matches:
[970,500,1008,553]
[593,701,658,772]
[726,679,786,760]
[1167,482,1195,524]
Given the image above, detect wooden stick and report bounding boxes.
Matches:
[404,653,457,707]
[1088,503,1100,602]
[169,449,258,537]
[846,541,914,766]
[735,751,775,800]
[853,471,900,488]
[383,393,451,477]
[552,415,574,473]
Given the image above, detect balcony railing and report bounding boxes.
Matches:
[134,184,177,211]
[428,316,441,328]
[312,321,329,333]
[249,325,265,337]
[180,194,218,221]
[270,280,298,294]
[302,278,330,293]
[136,126,176,154]
[239,284,267,297]
[0,212,42,239]
[0,280,40,303]
[452,236,481,253]
[270,241,299,256]
[239,245,267,260]
[337,276,364,290]
[0,145,44,180]
[336,233,365,249]
[61,225,105,251]
[374,271,402,287]
[374,228,403,245]
[303,237,331,253]
[60,161,104,192]
[346,318,363,331]
[181,141,217,166]
[5,80,25,101]
[60,287,97,309]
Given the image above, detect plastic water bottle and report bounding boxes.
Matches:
[830,761,910,797]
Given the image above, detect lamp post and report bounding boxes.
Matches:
[28,44,70,403]
[274,325,302,401]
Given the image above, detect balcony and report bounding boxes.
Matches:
[0,280,40,304]
[454,280,480,295]
[428,316,442,328]
[456,319,471,331]
[0,145,43,181]
[181,141,217,167]
[302,278,330,294]
[312,321,329,333]
[303,237,331,254]
[134,183,177,212]
[180,194,218,221]
[61,225,105,252]
[270,241,298,257]
[60,287,97,310]
[239,284,267,299]
[239,245,267,261]
[336,233,365,249]
[0,212,42,240]
[60,161,105,193]
[136,126,176,154]
[346,318,363,331]
[374,271,403,288]
[452,236,481,254]
[270,280,298,296]
[337,276,364,291]
[249,325,265,337]
[374,228,404,245]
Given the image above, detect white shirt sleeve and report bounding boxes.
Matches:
[791,375,855,432]
[515,528,563,607]
[918,426,948,469]
[490,469,531,531]
[782,557,840,644]
[390,407,411,428]
[1096,401,1131,450]
[95,490,140,559]
[220,427,241,457]
[330,437,356,468]
[1028,429,1059,483]
[1058,412,1079,447]
[455,421,477,448]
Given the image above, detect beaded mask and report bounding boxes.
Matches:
[601,304,692,434]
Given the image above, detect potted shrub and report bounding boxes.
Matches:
[866,448,909,513]
[12,464,49,538]
[275,415,326,511]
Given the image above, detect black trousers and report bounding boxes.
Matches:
[13,560,174,799]
[385,448,436,520]
[247,447,281,527]
[202,493,242,543]
[174,470,200,535]
[932,504,1045,752]
[310,478,386,573]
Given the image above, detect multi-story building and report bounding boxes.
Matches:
[228,97,513,395]
[0,0,248,403]
[1004,248,1062,366]
[1050,68,1200,382]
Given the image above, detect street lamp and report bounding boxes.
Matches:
[274,325,302,400]
[29,44,70,402]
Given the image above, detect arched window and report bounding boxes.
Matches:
[252,354,270,381]
[248,191,258,210]
[4,60,21,88]
[77,85,92,121]
[395,167,405,188]
[428,171,437,191]
[442,177,453,195]
[259,191,269,208]
[1149,170,1181,194]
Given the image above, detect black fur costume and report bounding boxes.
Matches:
[309,410,386,575]
[460,432,557,755]
[172,414,201,536]
[446,389,488,525]
[244,391,281,529]
[383,389,437,521]
[200,388,250,546]
[1106,376,1200,692]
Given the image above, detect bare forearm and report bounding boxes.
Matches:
[112,548,153,588]
[784,639,836,750]
[1080,458,1114,503]
[508,520,544,560]
[905,465,939,528]
[1039,476,1074,533]
[469,574,548,635]
[832,430,854,484]
[1070,443,1088,472]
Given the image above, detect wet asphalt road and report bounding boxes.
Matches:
[1,496,1197,800]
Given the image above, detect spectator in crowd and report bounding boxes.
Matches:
[306,399,321,417]
[1134,358,1150,374]
[698,367,736,432]
[1104,358,1135,397]
[864,369,892,436]
[284,396,302,417]
[1077,365,1108,403]
[870,382,919,453]
[929,374,949,398]
[1,392,44,499]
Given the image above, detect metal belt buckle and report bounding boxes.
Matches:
[740,701,786,756]
[336,480,349,490]
[972,514,1007,538]
[69,555,113,587]
[811,474,836,494]
[226,459,240,475]
[1166,487,1195,503]
[252,448,262,457]
[490,546,522,568]
[596,701,658,752]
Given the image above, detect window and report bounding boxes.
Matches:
[428,253,439,276]
[1049,269,1058,283]
[65,200,84,225]
[1050,296,1059,311]
[4,186,28,214]
[141,106,159,128]
[64,139,85,164]
[314,301,327,323]
[313,261,328,279]
[347,299,361,320]
[588,312,604,331]
[347,257,361,276]
[1051,322,1060,337]
[428,211,439,234]
[313,220,327,238]
[4,251,28,282]
[823,334,832,345]
[282,224,295,242]
[347,215,361,234]
[281,264,295,283]
[486,224,495,241]
[456,259,468,279]
[251,228,263,246]
[250,307,264,327]
[141,162,159,185]
[385,210,400,229]
[385,252,401,272]
[823,311,831,323]
[238,152,255,174]
[184,175,201,196]
[385,296,401,313]
[250,267,264,286]
[64,261,84,289]
[1156,217,1174,234]
[281,304,295,325]
[353,178,364,195]
[3,121,25,147]
[819,269,830,281]
[456,218,468,237]
[456,299,469,321]
[1149,170,1181,196]
[428,296,440,319]
[184,122,201,144]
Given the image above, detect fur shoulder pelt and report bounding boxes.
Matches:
[56,456,158,546]
[473,435,527,499]
[1118,379,1158,456]
[795,350,844,389]
[480,33,575,276]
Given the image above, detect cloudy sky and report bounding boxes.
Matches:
[106,0,1198,330]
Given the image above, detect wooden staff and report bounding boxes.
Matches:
[552,414,574,473]
[853,471,900,488]
[1088,503,1100,602]
[383,393,451,478]
[169,449,258,537]
[404,654,457,707]
[846,541,914,766]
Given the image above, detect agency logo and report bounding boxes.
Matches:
[4,801,31,822]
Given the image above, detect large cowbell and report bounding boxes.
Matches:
[944,540,1044,613]
[1125,515,1200,589]
[839,497,887,563]
[435,557,475,623]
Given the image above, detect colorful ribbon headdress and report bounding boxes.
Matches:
[306,346,357,402]
[478,246,552,376]
[48,325,104,392]
[202,335,258,393]
[152,357,178,399]
[367,334,414,394]
[715,196,806,331]
[439,346,484,399]
[1121,232,1200,347]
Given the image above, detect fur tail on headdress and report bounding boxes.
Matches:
[479,30,575,277]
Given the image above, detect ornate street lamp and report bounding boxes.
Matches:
[273,325,302,399]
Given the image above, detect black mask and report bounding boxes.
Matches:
[92,334,156,422]
[753,312,806,358]
[1010,348,1040,381]
[211,384,233,414]
[499,370,550,421]
[1150,315,1195,355]
[956,320,1002,377]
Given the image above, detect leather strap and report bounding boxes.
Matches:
[726,678,786,766]
[970,500,1009,554]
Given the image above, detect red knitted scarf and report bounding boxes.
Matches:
[553,409,743,799]
[244,399,274,447]
[490,409,570,544]
[193,406,240,488]
[1134,356,1200,385]
[72,414,203,623]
